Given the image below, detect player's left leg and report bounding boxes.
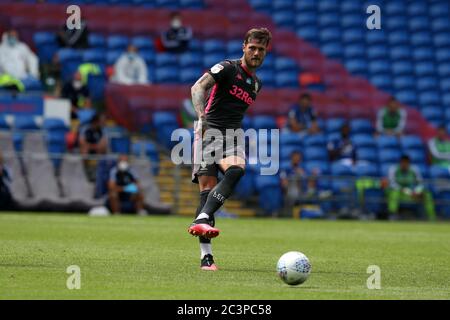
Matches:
[197,155,245,224]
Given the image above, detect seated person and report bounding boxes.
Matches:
[61,71,92,119]
[78,113,107,155]
[286,93,321,135]
[0,152,14,211]
[428,125,450,168]
[108,154,147,215]
[327,123,357,167]
[0,29,39,82]
[386,155,436,221]
[112,45,148,85]
[376,97,407,137]
[280,151,319,216]
[159,12,192,53]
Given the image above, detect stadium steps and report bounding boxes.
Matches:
[155,153,256,218]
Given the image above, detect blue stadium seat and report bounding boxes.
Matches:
[352,134,376,148]
[430,2,450,18]
[107,35,129,50]
[429,165,450,180]
[318,12,340,27]
[434,33,450,48]
[378,148,401,163]
[404,149,426,165]
[318,0,338,12]
[419,92,441,106]
[350,119,373,135]
[345,59,367,76]
[255,176,283,215]
[203,40,226,54]
[109,136,131,154]
[366,45,388,60]
[14,115,39,130]
[412,32,433,47]
[354,162,379,177]
[356,147,378,163]
[153,112,177,127]
[280,132,303,147]
[416,77,439,92]
[154,66,178,83]
[415,62,436,77]
[370,75,392,91]
[178,52,203,68]
[377,135,400,149]
[407,2,428,16]
[385,2,406,15]
[326,118,346,134]
[272,11,295,28]
[77,109,96,126]
[303,134,326,147]
[393,76,415,90]
[304,146,327,162]
[321,42,344,59]
[396,90,417,106]
[436,49,450,63]
[252,115,277,130]
[43,118,69,132]
[88,34,106,48]
[413,47,434,62]
[368,60,390,75]
[226,40,243,56]
[421,106,443,123]
[400,135,424,151]
[131,36,154,51]
[366,31,387,45]
[273,0,295,11]
[33,31,56,46]
[275,71,299,87]
[388,31,410,45]
[431,17,450,33]
[155,53,178,67]
[296,26,319,43]
[295,12,318,26]
[203,53,226,69]
[390,45,412,61]
[280,145,302,161]
[179,67,202,83]
[249,0,271,13]
[341,14,364,28]
[57,48,83,81]
[344,44,365,59]
[408,16,430,32]
[342,29,364,44]
[257,69,275,87]
[274,57,298,72]
[140,49,155,65]
[82,49,106,64]
[0,115,10,130]
[106,50,123,65]
[319,28,341,43]
[88,74,106,101]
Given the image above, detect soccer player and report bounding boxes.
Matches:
[188,28,272,270]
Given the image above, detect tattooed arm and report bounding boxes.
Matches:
[190,73,216,123]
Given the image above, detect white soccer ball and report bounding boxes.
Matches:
[277,251,311,286]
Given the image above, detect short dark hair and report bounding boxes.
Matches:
[299,93,311,100]
[400,155,410,162]
[244,28,272,47]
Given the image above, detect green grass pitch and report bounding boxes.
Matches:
[0,213,449,300]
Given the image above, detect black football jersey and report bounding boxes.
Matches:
[204,59,262,130]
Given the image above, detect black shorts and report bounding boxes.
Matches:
[191,126,246,184]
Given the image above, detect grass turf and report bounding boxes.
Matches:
[0,213,449,300]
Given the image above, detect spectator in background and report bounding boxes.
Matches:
[112,44,148,85]
[0,152,14,211]
[280,151,319,216]
[327,123,357,167]
[428,125,450,168]
[387,155,436,221]
[108,154,147,215]
[61,71,92,119]
[56,20,89,49]
[376,97,407,137]
[286,93,321,135]
[160,12,192,53]
[0,29,39,81]
[78,113,107,156]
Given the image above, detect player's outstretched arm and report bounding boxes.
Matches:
[190,73,216,122]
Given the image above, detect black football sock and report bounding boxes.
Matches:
[195,190,211,244]
[197,166,245,220]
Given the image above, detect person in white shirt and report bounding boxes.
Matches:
[0,29,39,80]
[112,45,148,85]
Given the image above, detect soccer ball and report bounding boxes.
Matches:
[277,251,311,286]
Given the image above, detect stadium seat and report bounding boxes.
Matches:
[272,11,295,28]
[154,66,179,83]
[88,34,106,48]
[252,115,277,130]
[280,132,303,147]
[77,109,96,126]
[356,148,378,163]
[304,161,329,175]
[155,53,178,67]
[304,146,327,162]
[14,115,39,130]
[350,119,373,135]
[354,162,379,177]
[275,71,299,87]
[131,36,154,51]
[352,134,376,149]
[203,40,226,54]
[274,57,298,72]
[303,134,326,147]
[179,67,203,83]
[106,50,122,66]
[83,49,106,65]
[326,118,346,134]
[43,118,69,133]
[400,135,424,151]
[109,136,131,154]
[178,52,203,68]
[404,149,426,165]
[378,148,401,163]
[107,35,129,50]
